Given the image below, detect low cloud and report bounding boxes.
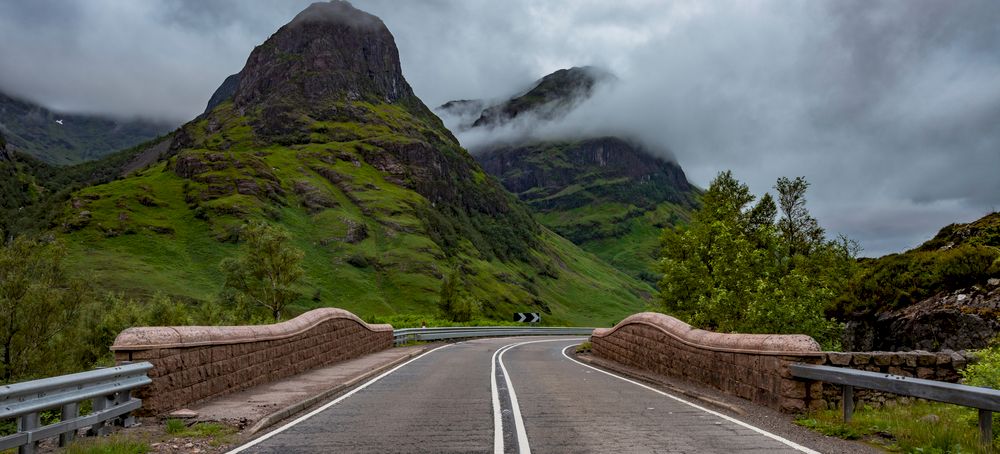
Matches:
[0,0,997,256]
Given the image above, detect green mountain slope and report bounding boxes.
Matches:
[52,1,649,326]
[440,68,701,283]
[477,137,700,283]
[0,91,173,165]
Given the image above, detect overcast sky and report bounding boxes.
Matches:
[1,0,997,257]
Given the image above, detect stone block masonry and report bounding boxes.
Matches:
[591,312,974,413]
[111,308,393,414]
[590,312,827,413]
[817,350,970,409]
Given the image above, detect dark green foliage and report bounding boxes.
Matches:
[438,270,474,322]
[833,211,1000,318]
[658,171,855,349]
[220,221,305,321]
[0,134,174,237]
[836,243,999,316]
[963,337,1000,390]
[0,237,87,382]
[0,91,171,165]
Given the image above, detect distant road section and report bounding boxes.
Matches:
[230,337,818,453]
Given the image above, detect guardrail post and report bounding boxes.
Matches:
[59,402,79,446]
[117,391,138,428]
[87,393,112,436]
[842,385,854,423]
[18,411,39,454]
[980,409,993,447]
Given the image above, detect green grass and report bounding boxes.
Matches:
[796,401,998,453]
[63,435,149,454]
[164,419,236,446]
[536,201,693,282]
[52,99,651,327]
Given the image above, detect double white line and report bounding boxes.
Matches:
[490,338,586,454]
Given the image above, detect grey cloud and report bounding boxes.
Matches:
[0,0,996,256]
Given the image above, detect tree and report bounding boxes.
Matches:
[0,237,87,382]
[657,171,854,349]
[438,270,473,322]
[775,176,825,257]
[221,222,304,321]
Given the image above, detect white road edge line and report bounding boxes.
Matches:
[560,344,822,454]
[492,337,587,454]
[226,343,454,454]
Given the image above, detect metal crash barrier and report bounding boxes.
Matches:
[0,362,153,453]
[393,326,594,345]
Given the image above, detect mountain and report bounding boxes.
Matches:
[838,212,1000,351]
[51,1,649,326]
[439,68,700,282]
[0,91,173,165]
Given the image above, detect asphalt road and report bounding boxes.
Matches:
[229,337,820,454]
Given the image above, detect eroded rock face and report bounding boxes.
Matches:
[0,131,9,161]
[203,73,241,115]
[233,1,414,113]
[843,282,1000,351]
[478,136,695,211]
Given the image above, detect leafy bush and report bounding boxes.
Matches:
[962,339,1000,390]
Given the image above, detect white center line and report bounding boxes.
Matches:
[491,337,586,454]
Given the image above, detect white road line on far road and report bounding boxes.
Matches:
[492,337,586,454]
[226,343,454,454]
[560,344,822,454]
[490,342,504,454]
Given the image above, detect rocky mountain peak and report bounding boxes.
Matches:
[439,66,614,131]
[231,1,414,114]
[289,1,383,29]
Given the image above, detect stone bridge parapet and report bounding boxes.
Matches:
[112,308,392,414]
[591,312,826,412]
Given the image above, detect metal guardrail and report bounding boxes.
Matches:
[791,363,1000,445]
[0,362,153,454]
[393,326,594,345]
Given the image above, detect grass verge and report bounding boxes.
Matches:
[795,401,998,453]
[64,434,149,454]
[164,419,237,446]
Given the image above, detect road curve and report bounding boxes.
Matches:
[229,337,818,454]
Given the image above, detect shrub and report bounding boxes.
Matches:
[962,339,1000,390]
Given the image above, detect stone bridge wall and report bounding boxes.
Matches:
[816,350,969,409]
[590,312,827,412]
[591,312,973,413]
[111,308,393,414]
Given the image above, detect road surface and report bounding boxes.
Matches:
[229,337,818,453]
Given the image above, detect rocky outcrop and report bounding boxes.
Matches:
[203,73,241,114]
[479,136,694,210]
[843,280,1000,351]
[233,1,414,113]
[469,66,612,129]
[171,0,540,260]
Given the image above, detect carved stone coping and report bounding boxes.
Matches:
[111,308,393,351]
[592,312,824,356]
